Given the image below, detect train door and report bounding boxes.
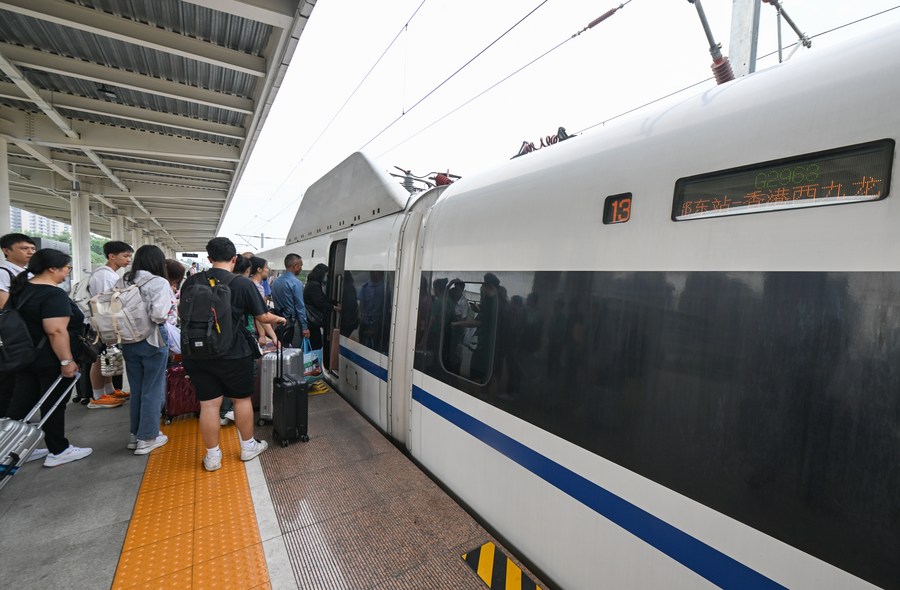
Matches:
[327,239,347,375]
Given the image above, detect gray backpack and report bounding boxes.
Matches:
[89,275,157,345]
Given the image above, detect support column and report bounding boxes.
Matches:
[130,228,142,250]
[730,0,761,77]
[109,215,123,242]
[0,139,9,237]
[69,190,91,283]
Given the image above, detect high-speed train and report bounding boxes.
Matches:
[260,21,900,590]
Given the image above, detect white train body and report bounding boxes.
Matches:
[260,22,900,590]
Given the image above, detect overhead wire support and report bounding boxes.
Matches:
[376,1,637,158]
[762,0,811,63]
[687,0,735,84]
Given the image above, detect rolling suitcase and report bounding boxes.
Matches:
[0,374,81,491]
[164,363,199,424]
[271,345,309,447]
[257,348,303,424]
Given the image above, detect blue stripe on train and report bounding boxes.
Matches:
[412,385,785,590]
[339,345,388,382]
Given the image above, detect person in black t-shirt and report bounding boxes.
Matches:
[181,237,286,472]
[6,249,93,468]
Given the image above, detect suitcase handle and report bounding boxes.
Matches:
[24,373,81,426]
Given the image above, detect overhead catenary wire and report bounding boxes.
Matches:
[360,0,557,152]
[377,2,633,159]
[576,4,900,135]
[241,0,431,234]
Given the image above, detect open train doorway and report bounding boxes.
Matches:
[326,239,347,374]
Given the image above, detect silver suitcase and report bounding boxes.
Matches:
[257,348,303,423]
[0,374,81,491]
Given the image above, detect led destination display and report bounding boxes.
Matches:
[673,140,894,221]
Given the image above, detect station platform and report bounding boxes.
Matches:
[0,383,547,590]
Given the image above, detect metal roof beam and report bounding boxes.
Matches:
[83,149,129,192]
[0,42,254,114]
[0,49,79,140]
[0,0,267,78]
[179,0,298,29]
[4,136,76,182]
[0,82,246,140]
[15,116,242,163]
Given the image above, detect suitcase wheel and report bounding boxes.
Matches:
[257,418,266,426]
[300,434,309,443]
[164,417,172,425]
[280,439,289,448]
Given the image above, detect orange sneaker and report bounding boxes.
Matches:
[87,394,125,409]
[111,389,130,400]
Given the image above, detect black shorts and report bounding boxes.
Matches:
[182,356,255,401]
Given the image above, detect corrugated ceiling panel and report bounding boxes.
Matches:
[19,69,246,128]
[82,0,273,55]
[0,11,259,97]
[55,107,238,146]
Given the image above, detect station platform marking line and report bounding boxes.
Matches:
[112,418,271,590]
[463,541,543,590]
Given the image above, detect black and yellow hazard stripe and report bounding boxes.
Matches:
[462,541,542,590]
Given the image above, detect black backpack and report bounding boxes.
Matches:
[0,290,46,372]
[178,272,237,359]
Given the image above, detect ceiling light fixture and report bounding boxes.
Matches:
[97,84,118,101]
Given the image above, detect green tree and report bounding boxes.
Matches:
[33,233,107,265]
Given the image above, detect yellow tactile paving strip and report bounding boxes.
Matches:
[112,418,270,590]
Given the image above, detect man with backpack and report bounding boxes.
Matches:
[83,241,133,409]
[0,232,36,417]
[179,237,287,471]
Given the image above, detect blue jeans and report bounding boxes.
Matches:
[122,329,169,441]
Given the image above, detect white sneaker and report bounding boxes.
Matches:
[25,448,49,463]
[219,416,230,426]
[203,452,222,472]
[43,445,92,468]
[134,433,169,455]
[127,434,138,450]
[240,439,268,462]
[224,410,235,422]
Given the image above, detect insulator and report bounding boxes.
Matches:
[711,57,735,85]
[402,175,416,194]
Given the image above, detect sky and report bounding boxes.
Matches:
[218,0,900,252]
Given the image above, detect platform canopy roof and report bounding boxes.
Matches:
[0,0,315,252]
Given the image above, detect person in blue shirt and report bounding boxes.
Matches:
[271,253,310,348]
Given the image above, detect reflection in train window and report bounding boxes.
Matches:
[350,269,392,355]
[439,277,499,385]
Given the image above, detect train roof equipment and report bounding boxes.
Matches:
[284,152,410,245]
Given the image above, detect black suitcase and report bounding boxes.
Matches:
[271,344,309,447]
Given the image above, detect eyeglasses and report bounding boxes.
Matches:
[63,265,72,269]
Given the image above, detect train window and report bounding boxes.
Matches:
[603,193,632,224]
[440,278,499,385]
[672,139,894,221]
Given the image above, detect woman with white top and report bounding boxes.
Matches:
[118,245,172,455]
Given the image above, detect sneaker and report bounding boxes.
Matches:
[87,394,125,409]
[134,433,168,455]
[43,445,92,467]
[25,448,49,463]
[224,410,235,422]
[111,389,130,400]
[240,439,268,462]
[127,434,138,450]
[219,416,231,426]
[203,452,222,472]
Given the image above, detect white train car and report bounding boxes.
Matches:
[262,21,899,590]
